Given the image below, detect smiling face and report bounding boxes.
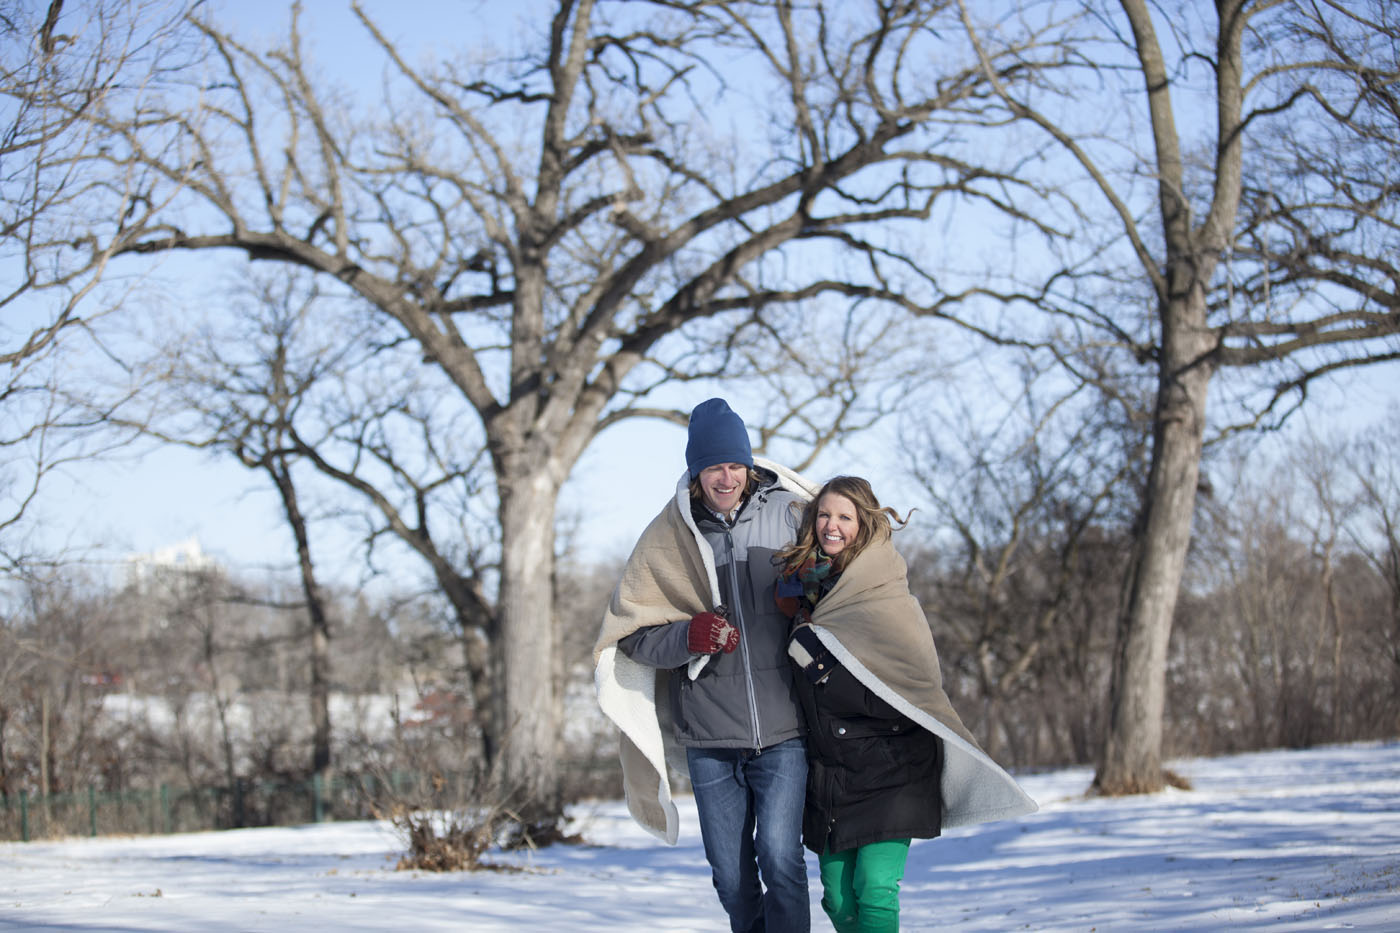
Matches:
[815,492,860,558]
[698,462,749,516]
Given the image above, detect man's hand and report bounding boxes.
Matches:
[687,611,740,654]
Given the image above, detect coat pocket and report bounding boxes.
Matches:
[825,716,914,740]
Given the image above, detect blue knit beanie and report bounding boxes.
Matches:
[685,398,753,479]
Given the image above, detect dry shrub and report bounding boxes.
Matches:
[392,807,512,873]
[1090,766,1194,797]
[1163,768,1193,791]
[380,775,582,872]
[498,815,584,851]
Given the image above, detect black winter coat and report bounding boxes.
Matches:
[789,623,943,854]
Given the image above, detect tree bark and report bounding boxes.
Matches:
[1097,289,1214,793]
[267,454,332,778]
[495,460,562,820]
[1093,0,1244,794]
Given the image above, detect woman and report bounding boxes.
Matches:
[774,476,1036,933]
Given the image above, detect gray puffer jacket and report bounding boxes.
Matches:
[618,469,805,750]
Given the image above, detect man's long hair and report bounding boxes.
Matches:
[687,466,762,509]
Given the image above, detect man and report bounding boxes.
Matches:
[594,397,817,933]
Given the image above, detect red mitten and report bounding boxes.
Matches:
[688,611,739,654]
[718,620,739,653]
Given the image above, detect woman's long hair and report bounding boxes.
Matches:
[777,475,909,575]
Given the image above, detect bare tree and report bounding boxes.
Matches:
[1193,467,1332,748]
[903,359,1146,766]
[177,284,341,780]
[946,0,1400,793]
[1348,415,1400,700]
[137,271,505,780]
[0,567,125,808]
[1294,436,1357,739]
[0,0,194,570]
[1175,427,1400,754]
[53,0,1057,821]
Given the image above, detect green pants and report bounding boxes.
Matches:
[817,838,911,933]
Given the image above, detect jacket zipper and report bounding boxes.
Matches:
[724,525,763,752]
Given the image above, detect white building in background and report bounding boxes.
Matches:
[125,536,222,591]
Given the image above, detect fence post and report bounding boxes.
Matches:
[89,785,98,837]
[160,784,171,834]
[313,773,325,823]
[19,790,28,843]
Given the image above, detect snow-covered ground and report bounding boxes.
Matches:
[3,742,1397,931]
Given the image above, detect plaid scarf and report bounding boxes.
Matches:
[796,553,835,605]
[775,552,836,623]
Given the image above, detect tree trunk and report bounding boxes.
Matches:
[1322,550,1343,738]
[201,617,244,824]
[1096,291,1214,794]
[40,693,50,796]
[495,463,562,822]
[309,616,331,776]
[1094,0,1243,795]
[268,456,332,778]
[0,708,8,796]
[460,625,498,775]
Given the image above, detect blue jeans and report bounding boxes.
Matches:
[687,738,810,933]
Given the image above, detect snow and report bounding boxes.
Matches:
[3,742,1398,931]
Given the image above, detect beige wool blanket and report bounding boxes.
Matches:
[592,458,818,844]
[804,535,1038,827]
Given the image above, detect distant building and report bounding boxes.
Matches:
[125,536,222,593]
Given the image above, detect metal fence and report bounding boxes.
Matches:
[0,754,625,844]
[0,771,438,843]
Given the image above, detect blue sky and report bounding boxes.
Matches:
[44,355,1393,597]
[17,0,1400,593]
